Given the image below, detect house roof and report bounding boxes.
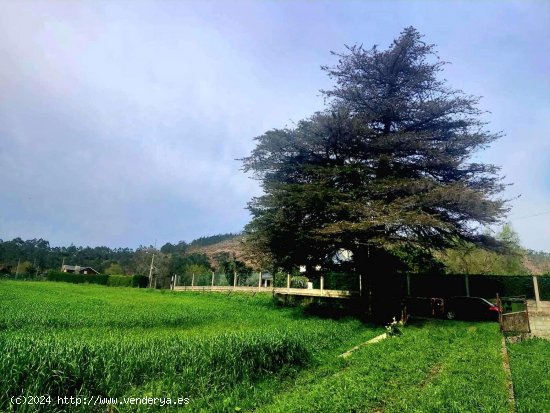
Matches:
[62,265,99,273]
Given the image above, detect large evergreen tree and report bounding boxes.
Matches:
[242,27,508,276]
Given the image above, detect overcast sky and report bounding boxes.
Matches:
[1,0,549,251]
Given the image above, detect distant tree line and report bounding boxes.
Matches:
[1,228,546,285]
[0,238,135,276]
[0,234,254,288]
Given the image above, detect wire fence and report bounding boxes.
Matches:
[173,271,361,291]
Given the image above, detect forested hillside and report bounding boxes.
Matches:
[0,234,250,279]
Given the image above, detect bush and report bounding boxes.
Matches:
[107,275,133,287]
[291,276,308,289]
[131,275,149,288]
[45,271,149,288]
[405,274,550,300]
[46,271,109,285]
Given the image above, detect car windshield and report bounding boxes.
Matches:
[480,298,496,306]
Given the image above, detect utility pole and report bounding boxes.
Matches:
[15,259,20,278]
[61,257,65,271]
[148,252,155,288]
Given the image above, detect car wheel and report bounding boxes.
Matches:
[446,311,455,320]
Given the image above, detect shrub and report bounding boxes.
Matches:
[290,276,308,289]
[44,271,149,288]
[403,274,550,300]
[131,275,149,288]
[46,271,109,285]
[107,275,133,287]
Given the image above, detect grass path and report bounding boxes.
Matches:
[252,321,510,413]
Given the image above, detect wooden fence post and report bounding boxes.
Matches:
[191,273,195,288]
[287,273,291,292]
[258,271,262,292]
[533,275,541,311]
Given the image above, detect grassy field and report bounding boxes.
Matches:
[508,338,550,413]
[0,280,514,412]
[0,281,378,412]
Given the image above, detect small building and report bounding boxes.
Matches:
[261,272,273,287]
[61,265,100,275]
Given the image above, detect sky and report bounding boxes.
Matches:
[0,0,549,251]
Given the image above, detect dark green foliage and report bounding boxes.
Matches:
[215,252,253,285]
[405,274,549,300]
[160,240,188,254]
[469,275,548,299]
[320,272,360,290]
[242,27,508,275]
[0,234,242,283]
[131,275,149,288]
[106,275,133,287]
[0,238,135,274]
[44,271,149,288]
[169,253,212,275]
[46,271,109,285]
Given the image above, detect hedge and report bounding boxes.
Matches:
[405,274,550,300]
[46,271,109,285]
[106,275,133,287]
[45,271,149,288]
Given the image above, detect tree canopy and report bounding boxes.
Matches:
[242,27,509,275]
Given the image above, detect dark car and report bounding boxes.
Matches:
[444,296,500,321]
[404,296,445,318]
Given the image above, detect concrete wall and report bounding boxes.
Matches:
[527,300,550,338]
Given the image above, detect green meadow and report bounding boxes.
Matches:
[0,280,538,412]
[508,338,550,413]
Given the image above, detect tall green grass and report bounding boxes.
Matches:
[0,281,515,412]
[0,281,376,412]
